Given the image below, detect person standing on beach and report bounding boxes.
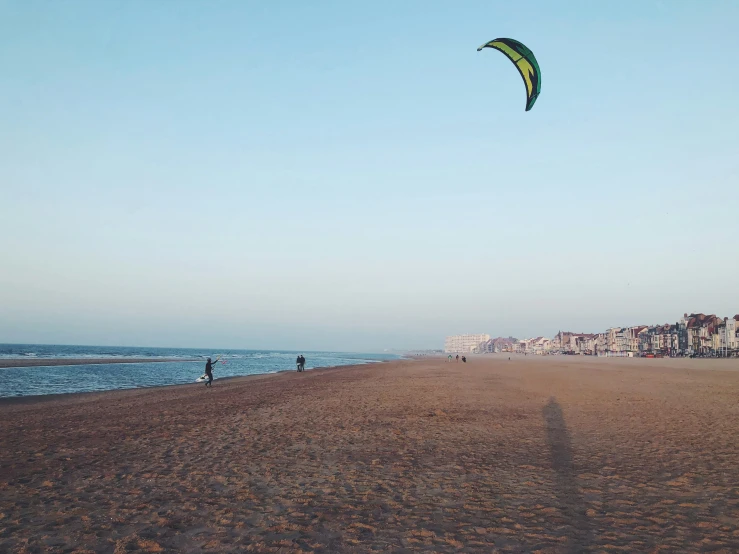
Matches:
[447,354,452,362]
[204,357,215,387]
[456,354,459,362]
[299,355,306,372]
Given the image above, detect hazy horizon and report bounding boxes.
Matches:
[2,1,738,352]
[0,340,406,354]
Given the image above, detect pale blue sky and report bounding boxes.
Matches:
[1,0,738,351]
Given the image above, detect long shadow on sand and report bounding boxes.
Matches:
[543,397,592,552]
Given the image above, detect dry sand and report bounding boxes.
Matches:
[2,355,739,553]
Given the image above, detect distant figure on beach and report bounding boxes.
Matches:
[456,354,459,362]
[296,355,305,372]
[461,356,467,363]
[508,357,511,361]
[447,354,452,362]
[204,357,215,387]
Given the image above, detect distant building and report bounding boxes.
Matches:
[574,334,597,355]
[515,339,531,354]
[555,331,597,354]
[678,314,690,353]
[685,313,722,355]
[444,334,490,353]
[626,326,648,354]
[717,317,738,355]
[553,331,573,351]
[531,337,552,354]
[478,337,517,353]
[638,324,679,356]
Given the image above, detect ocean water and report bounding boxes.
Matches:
[0,344,398,398]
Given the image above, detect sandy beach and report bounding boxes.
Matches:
[2,355,739,552]
[0,358,197,369]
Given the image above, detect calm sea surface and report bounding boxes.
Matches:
[0,344,398,398]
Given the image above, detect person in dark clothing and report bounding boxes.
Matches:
[299,355,306,372]
[204,357,215,387]
[296,355,303,372]
[461,356,467,363]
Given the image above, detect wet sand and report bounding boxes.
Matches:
[0,358,197,369]
[2,355,739,552]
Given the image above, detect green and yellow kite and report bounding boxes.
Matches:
[477,38,541,112]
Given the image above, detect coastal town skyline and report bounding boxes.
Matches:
[445,311,739,357]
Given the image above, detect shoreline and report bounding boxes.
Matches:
[0,360,389,406]
[0,357,200,369]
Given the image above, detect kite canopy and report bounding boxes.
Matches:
[477,38,541,111]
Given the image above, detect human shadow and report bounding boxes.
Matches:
[543,397,592,552]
